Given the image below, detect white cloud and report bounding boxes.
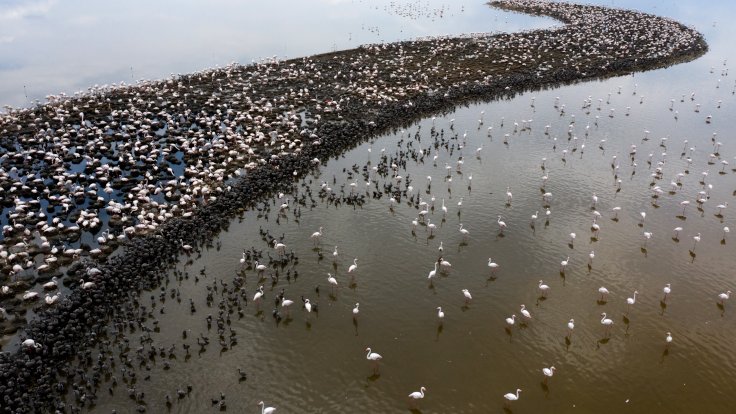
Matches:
[0,36,15,44]
[0,0,57,20]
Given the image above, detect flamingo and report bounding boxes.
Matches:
[673,227,683,239]
[718,291,731,304]
[42,277,58,290]
[439,257,452,273]
[332,246,339,261]
[542,366,556,383]
[560,256,570,272]
[459,223,470,240]
[258,401,276,414]
[497,216,507,233]
[366,347,382,372]
[520,304,531,320]
[665,332,673,348]
[692,233,701,251]
[588,250,595,265]
[600,312,614,334]
[506,186,513,204]
[327,273,338,292]
[462,289,472,303]
[427,262,438,283]
[505,314,516,327]
[441,199,448,216]
[598,286,610,301]
[281,297,294,316]
[487,258,499,275]
[531,211,539,223]
[503,389,521,404]
[538,280,550,296]
[408,386,426,407]
[436,306,445,321]
[626,291,638,312]
[643,231,653,247]
[253,286,264,306]
[566,318,575,337]
[612,206,622,219]
[591,193,598,207]
[348,258,358,274]
[310,227,323,245]
[663,283,672,301]
[79,279,95,290]
[255,260,267,274]
[352,303,360,318]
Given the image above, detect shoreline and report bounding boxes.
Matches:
[0,1,707,411]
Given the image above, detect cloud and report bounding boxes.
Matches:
[0,35,15,44]
[0,0,57,20]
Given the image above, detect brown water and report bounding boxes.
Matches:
[85,55,736,413]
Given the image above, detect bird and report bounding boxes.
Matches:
[520,304,531,320]
[310,226,323,245]
[538,280,550,296]
[366,347,382,373]
[281,297,294,316]
[588,250,595,265]
[718,291,731,304]
[598,286,610,301]
[560,256,570,272]
[566,318,575,337]
[332,246,339,261]
[600,312,614,334]
[673,227,683,239]
[427,219,437,236]
[79,279,95,290]
[408,386,426,406]
[504,389,521,404]
[428,262,438,283]
[258,401,276,414]
[304,299,313,313]
[462,289,472,303]
[353,303,360,318]
[327,273,338,292]
[665,332,673,348]
[626,290,638,311]
[505,314,516,327]
[643,231,653,247]
[459,223,470,240]
[542,366,556,383]
[436,306,445,321]
[42,276,58,290]
[487,258,499,275]
[253,286,264,303]
[663,283,672,301]
[497,216,507,233]
[692,233,701,251]
[348,258,358,273]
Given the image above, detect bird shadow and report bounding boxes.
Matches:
[596,299,607,306]
[367,373,381,382]
[435,324,444,341]
[640,247,647,256]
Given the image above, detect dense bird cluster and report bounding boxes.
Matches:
[0,1,707,412]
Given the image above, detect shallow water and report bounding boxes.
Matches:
[4,0,736,413]
[92,52,735,414]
